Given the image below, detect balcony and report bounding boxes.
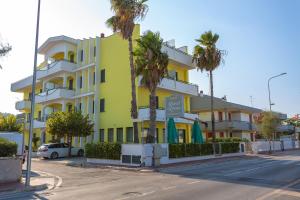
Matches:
[25,119,46,129]
[37,60,77,80]
[11,76,39,92]
[161,44,195,69]
[138,107,198,124]
[138,76,198,96]
[15,100,31,111]
[205,120,257,131]
[35,88,75,104]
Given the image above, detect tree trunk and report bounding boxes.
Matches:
[67,133,72,157]
[128,36,139,143]
[210,70,216,142]
[148,88,157,143]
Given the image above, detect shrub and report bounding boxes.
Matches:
[0,138,17,157]
[221,142,240,154]
[85,142,121,160]
[169,143,214,158]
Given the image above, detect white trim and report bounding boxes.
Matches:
[72,92,94,99]
[73,63,95,72]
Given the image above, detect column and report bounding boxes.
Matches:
[93,37,100,142]
[62,101,66,112]
[87,67,91,92]
[75,71,79,95]
[63,73,67,88]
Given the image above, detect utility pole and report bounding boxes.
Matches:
[25,0,41,187]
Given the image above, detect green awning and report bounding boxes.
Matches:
[192,120,204,144]
[168,118,178,144]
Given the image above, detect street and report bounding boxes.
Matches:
[2,150,300,200]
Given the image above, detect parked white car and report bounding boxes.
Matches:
[37,143,84,159]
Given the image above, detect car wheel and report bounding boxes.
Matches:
[50,152,59,159]
[77,149,84,157]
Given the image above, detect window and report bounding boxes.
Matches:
[99,129,105,142]
[108,128,114,142]
[79,76,83,88]
[220,132,224,138]
[92,101,95,114]
[149,96,159,109]
[69,79,73,90]
[175,72,178,81]
[70,54,75,63]
[94,46,96,57]
[68,105,72,112]
[100,99,105,112]
[38,111,41,121]
[79,103,82,111]
[228,113,232,121]
[100,69,105,83]
[93,72,95,85]
[80,50,84,62]
[218,112,223,121]
[117,128,123,143]
[178,129,186,143]
[27,113,31,123]
[126,127,133,143]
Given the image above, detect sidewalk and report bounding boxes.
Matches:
[0,170,56,196]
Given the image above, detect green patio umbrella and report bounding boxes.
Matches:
[192,120,204,144]
[167,118,178,144]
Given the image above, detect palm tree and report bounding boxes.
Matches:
[134,31,169,143]
[0,43,12,69]
[106,0,148,143]
[193,31,225,142]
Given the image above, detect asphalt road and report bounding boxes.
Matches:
[2,150,300,200]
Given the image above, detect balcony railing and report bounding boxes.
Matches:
[138,76,198,96]
[138,107,198,124]
[15,100,31,110]
[36,59,77,80]
[204,120,257,131]
[35,87,75,104]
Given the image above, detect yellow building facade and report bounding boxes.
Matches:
[11,25,199,147]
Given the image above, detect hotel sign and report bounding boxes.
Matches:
[165,94,184,118]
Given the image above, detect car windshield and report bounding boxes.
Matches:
[40,145,48,149]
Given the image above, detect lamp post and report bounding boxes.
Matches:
[267,72,287,143]
[25,0,41,187]
[267,73,287,112]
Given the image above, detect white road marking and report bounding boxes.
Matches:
[162,186,177,190]
[187,180,202,185]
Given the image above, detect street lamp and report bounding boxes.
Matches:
[26,0,41,187]
[267,73,287,111]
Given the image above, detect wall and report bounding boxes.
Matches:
[0,158,22,184]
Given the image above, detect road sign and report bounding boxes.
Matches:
[165,94,184,118]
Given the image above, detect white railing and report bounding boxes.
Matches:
[15,100,31,110]
[138,107,198,124]
[35,88,75,103]
[37,60,77,80]
[138,76,198,96]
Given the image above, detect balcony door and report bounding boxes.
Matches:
[178,129,186,143]
[69,79,73,90]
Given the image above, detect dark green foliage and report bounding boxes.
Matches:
[221,143,240,154]
[169,142,239,158]
[169,143,214,158]
[0,138,17,157]
[85,143,121,160]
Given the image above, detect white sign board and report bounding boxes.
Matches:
[165,95,184,118]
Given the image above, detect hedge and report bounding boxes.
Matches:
[0,138,17,157]
[169,143,214,158]
[85,143,121,160]
[221,142,240,154]
[207,137,248,143]
[169,142,240,158]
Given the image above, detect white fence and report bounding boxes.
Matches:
[250,140,298,153]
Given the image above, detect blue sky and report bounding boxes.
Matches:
[0,0,299,116]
